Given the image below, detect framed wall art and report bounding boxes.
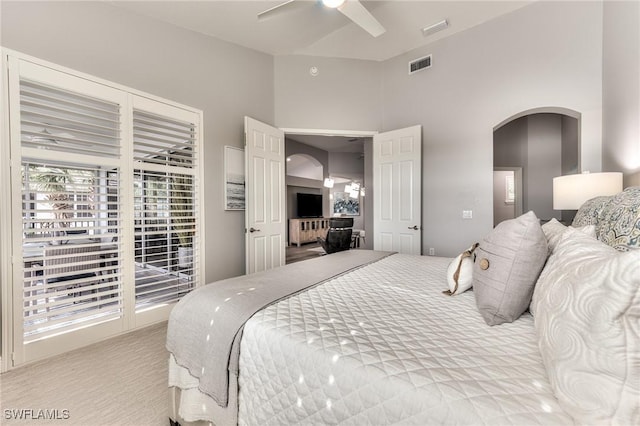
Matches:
[224,146,245,210]
[332,191,360,216]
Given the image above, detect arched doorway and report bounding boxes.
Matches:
[493,108,580,225]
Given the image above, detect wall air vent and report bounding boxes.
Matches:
[408,54,432,75]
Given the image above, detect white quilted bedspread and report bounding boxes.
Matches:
[238,254,573,425]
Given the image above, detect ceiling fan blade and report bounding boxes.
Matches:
[258,0,306,22]
[337,0,386,37]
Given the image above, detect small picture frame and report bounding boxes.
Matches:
[333,191,360,216]
[224,146,245,210]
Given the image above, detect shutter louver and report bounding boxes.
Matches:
[22,161,123,342]
[133,109,198,309]
[20,79,121,158]
[133,110,196,168]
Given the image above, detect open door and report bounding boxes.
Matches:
[373,125,422,255]
[244,117,286,273]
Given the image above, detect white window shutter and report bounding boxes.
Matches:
[19,79,124,342]
[132,102,200,309]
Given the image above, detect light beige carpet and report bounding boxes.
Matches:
[0,322,169,425]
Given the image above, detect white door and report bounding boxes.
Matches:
[373,125,422,254]
[244,117,286,273]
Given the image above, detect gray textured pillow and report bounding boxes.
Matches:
[473,211,548,326]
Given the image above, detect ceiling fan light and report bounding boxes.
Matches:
[323,0,346,9]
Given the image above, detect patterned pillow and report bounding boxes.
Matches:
[596,186,640,251]
[534,227,640,424]
[473,211,548,326]
[571,195,613,227]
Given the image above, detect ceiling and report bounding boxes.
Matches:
[111,1,533,62]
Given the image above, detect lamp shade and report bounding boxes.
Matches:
[553,172,623,210]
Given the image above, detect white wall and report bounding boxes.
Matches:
[1,1,275,283]
[2,1,619,265]
[274,55,382,131]
[602,0,640,186]
[379,1,603,256]
[274,2,603,256]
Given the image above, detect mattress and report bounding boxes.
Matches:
[172,253,573,425]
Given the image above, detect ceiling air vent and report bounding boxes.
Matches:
[409,54,432,75]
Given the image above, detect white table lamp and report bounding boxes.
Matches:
[553,172,623,210]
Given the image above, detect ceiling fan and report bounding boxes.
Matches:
[258,0,386,38]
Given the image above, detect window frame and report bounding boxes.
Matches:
[0,48,205,370]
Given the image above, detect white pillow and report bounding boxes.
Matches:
[534,227,640,425]
[444,243,478,295]
[541,218,596,254]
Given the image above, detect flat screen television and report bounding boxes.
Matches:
[297,193,323,218]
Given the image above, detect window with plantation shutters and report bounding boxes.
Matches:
[132,106,198,308]
[19,77,124,343]
[5,54,203,366]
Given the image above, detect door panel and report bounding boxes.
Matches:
[373,125,422,255]
[399,160,414,221]
[245,117,285,274]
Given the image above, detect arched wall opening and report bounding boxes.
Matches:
[286,153,324,180]
[493,107,581,226]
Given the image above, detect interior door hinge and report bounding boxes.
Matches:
[243,133,247,147]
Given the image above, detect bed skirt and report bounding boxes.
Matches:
[168,354,238,425]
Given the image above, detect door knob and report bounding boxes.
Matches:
[249,227,260,233]
[408,225,419,230]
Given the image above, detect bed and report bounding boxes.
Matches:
[167,187,640,426]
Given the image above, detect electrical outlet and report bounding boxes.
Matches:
[462,210,473,219]
[429,248,435,256]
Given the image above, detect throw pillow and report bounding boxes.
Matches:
[596,186,640,251]
[534,227,640,425]
[571,195,612,227]
[541,218,596,254]
[541,218,566,253]
[473,211,548,326]
[443,243,479,296]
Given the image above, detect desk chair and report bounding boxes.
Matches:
[317,218,353,254]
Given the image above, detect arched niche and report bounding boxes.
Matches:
[493,107,581,132]
[286,153,324,181]
[493,107,580,225]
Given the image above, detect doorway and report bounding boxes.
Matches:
[284,133,370,263]
[493,167,523,227]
